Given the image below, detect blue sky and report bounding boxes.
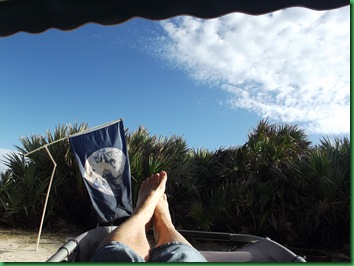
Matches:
[0,6,350,172]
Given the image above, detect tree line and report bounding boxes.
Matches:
[0,120,350,253]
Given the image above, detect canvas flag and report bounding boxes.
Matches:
[69,119,133,223]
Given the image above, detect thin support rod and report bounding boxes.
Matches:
[25,118,123,157]
[35,145,57,251]
[24,137,68,157]
[68,118,122,138]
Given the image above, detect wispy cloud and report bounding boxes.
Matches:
[154,6,349,135]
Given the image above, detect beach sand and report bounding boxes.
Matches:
[0,228,70,262]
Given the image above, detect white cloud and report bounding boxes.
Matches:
[155,6,350,135]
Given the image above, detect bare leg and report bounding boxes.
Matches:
[97,171,167,261]
[153,193,192,247]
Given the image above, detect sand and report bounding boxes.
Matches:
[0,228,70,262]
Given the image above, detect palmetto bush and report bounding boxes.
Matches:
[244,119,311,181]
[283,137,350,249]
[184,120,349,252]
[0,123,96,230]
[0,159,49,227]
[0,120,350,253]
[126,126,196,224]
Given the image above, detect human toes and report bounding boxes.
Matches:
[159,171,167,180]
[159,171,167,187]
[150,172,165,184]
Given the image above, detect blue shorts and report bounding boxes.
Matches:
[90,241,208,262]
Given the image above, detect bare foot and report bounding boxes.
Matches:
[153,193,174,244]
[153,193,193,247]
[133,171,167,223]
[96,173,167,260]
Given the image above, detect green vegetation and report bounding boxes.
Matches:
[0,120,350,253]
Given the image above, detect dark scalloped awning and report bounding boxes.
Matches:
[0,0,349,37]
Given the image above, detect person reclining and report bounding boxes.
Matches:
[90,171,207,262]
